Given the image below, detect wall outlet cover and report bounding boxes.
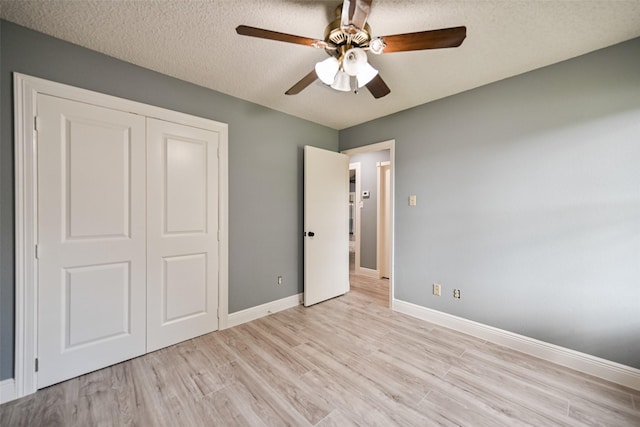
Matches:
[433,283,441,296]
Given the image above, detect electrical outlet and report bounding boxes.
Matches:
[277,276,283,285]
[453,289,461,299]
[433,283,441,296]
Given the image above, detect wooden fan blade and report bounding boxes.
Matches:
[381,26,466,53]
[341,0,372,32]
[365,74,390,99]
[285,70,318,95]
[351,0,373,30]
[236,25,321,47]
[340,1,351,29]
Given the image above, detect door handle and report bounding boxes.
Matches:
[307,231,315,237]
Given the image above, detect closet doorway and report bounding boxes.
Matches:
[14,73,229,396]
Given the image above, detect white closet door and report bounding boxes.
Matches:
[37,94,147,388]
[146,118,219,352]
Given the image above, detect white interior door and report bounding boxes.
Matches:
[37,94,146,388]
[146,118,219,352]
[304,146,349,306]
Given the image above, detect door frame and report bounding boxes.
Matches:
[349,162,362,276]
[12,73,229,399]
[342,140,395,308]
[377,161,391,279]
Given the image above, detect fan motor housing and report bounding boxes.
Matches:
[324,18,371,54]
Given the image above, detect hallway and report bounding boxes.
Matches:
[349,251,389,307]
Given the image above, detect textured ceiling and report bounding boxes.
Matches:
[2,0,640,130]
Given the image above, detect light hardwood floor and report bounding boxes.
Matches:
[2,268,639,426]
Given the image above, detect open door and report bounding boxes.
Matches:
[304,146,350,306]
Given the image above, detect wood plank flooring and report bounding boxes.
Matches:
[2,270,640,426]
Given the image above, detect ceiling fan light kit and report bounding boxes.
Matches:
[355,62,378,88]
[317,47,379,91]
[331,70,352,92]
[315,56,340,85]
[236,0,466,99]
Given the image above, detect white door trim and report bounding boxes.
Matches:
[349,162,362,276]
[377,161,391,279]
[342,140,395,308]
[13,73,229,400]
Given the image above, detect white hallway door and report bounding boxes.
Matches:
[37,95,219,388]
[304,146,349,306]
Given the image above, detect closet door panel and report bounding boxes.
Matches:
[37,94,146,388]
[146,118,220,352]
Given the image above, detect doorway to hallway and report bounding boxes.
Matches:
[343,140,395,308]
[349,253,389,306]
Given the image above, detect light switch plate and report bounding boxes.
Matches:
[409,195,417,206]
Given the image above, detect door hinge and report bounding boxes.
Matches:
[217,230,220,242]
[34,116,41,132]
[35,358,39,372]
[35,244,40,259]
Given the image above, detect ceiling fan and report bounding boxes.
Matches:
[236,0,466,99]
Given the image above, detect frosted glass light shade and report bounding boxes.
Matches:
[331,70,351,92]
[356,62,379,88]
[342,48,368,76]
[315,57,340,85]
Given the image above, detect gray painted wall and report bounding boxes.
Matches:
[348,150,390,270]
[340,37,640,369]
[0,21,338,380]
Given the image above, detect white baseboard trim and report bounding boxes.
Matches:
[227,293,302,329]
[1,378,16,404]
[393,299,640,391]
[356,267,379,279]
